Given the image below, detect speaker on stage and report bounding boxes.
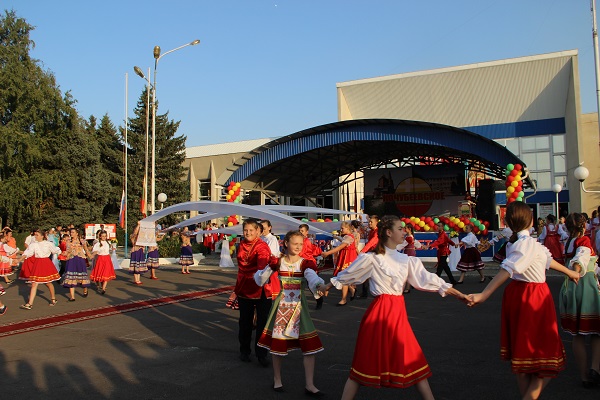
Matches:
[476,179,498,231]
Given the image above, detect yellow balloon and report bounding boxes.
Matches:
[414,218,421,224]
[410,216,416,221]
[424,225,430,231]
[226,194,231,200]
[506,186,515,193]
[228,189,234,195]
[235,182,241,188]
[317,218,324,222]
[227,222,233,227]
[458,222,465,228]
[418,221,425,227]
[463,226,469,232]
[229,248,234,254]
[511,180,518,187]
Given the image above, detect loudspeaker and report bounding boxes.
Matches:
[476,179,498,230]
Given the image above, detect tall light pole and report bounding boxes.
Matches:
[574,163,600,193]
[133,66,152,217]
[151,39,200,214]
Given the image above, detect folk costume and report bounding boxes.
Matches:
[21,240,61,283]
[333,234,358,276]
[429,230,457,284]
[62,239,91,288]
[147,245,160,269]
[491,227,512,263]
[234,237,281,360]
[262,232,281,257]
[255,257,324,356]
[0,242,17,277]
[18,234,36,281]
[457,232,485,272]
[559,236,600,335]
[90,240,116,283]
[500,230,566,378]
[538,223,567,264]
[179,236,194,267]
[330,248,452,388]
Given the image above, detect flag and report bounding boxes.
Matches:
[140,175,147,217]
[118,190,126,228]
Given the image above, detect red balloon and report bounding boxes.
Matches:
[514,164,522,171]
[483,229,488,235]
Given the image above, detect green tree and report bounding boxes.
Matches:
[0,10,111,230]
[122,88,189,232]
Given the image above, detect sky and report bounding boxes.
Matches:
[2,1,595,148]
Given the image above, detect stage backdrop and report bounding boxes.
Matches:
[363,165,466,217]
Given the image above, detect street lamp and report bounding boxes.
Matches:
[151,39,200,215]
[574,163,600,193]
[158,192,167,210]
[133,66,153,216]
[552,183,562,218]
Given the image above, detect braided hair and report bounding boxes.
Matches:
[374,215,401,255]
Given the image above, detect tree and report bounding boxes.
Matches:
[122,88,189,231]
[0,10,112,230]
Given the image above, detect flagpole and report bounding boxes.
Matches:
[124,72,129,257]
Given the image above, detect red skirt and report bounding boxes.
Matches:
[349,294,432,388]
[542,234,564,264]
[26,257,61,283]
[501,280,566,378]
[18,257,35,280]
[90,255,116,282]
[333,246,358,276]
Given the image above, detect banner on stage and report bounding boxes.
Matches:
[85,224,117,240]
[135,221,158,246]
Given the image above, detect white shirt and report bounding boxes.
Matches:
[491,227,512,243]
[261,233,281,257]
[92,240,111,256]
[330,246,452,297]
[538,223,568,242]
[460,232,479,248]
[22,240,62,258]
[501,230,552,283]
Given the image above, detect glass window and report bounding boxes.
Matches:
[522,153,536,169]
[521,137,536,151]
[198,180,211,201]
[535,137,549,149]
[536,152,550,170]
[552,135,565,153]
[531,172,551,190]
[554,176,567,190]
[553,155,566,174]
[505,139,519,154]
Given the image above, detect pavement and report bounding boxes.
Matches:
[0,255,598,399]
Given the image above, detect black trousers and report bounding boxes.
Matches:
[237,291,272,358]
[435,255,456,284]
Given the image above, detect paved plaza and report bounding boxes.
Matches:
[0,256,597,399]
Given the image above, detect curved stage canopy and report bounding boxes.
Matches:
[219,119,532,196]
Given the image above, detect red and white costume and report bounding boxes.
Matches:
[333,234,358,276]
[90,240,116,282]
[330,248,452,388]
[500,230,566,378]
[538,223,567,264]
[20,240,62,283]
[0,242,18,276]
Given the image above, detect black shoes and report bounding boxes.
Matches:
[305,388,325,397]
[315,297,323,310]
[239,353,251,362]
[273,386,284,393]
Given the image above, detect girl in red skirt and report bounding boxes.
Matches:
[456,224,486,283]
[468,202,580,400]
[538,214,568,264]
[17,229,62,309]
[321,221,358,306]
[320,215,466,400]
[90,230,116,295]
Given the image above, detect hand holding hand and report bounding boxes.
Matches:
[467,293,483,307]
[567,269,580,284]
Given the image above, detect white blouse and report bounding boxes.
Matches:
[22,240,62,258]
[538,224,568,242]
[460,232,479,248]
[330,247,452,297]
[254,257,325,298]
[0,243,18,256]
[501,230,552,283]
[261,233,281,257]
[491,227,512,243]
[92,241,111,256]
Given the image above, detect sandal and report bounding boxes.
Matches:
[83,290,88,297]
[68,298,76,302]
[20,303,32,310]
[49,299,58,306]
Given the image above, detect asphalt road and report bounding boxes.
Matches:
[0,257,598,400]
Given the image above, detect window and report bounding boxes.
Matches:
[521,152,550,170]
[530,172,551,190]
[553,155,566,174]
[198,180,211,201]
[552,135,565,153]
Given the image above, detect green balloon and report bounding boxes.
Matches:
[231,234,237,239]
[507,163,514,171]
[400,221,406,227]
[444,224,449,231]
[433,218,439,223]
[516,197,522,202]
[302,218,308,222]
[333,219,338,222]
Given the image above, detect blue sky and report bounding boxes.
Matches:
[3,1,593,148]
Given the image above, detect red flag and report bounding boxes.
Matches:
[140,175,147,217]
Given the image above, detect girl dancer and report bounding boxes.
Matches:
[129,222,148,284]
[456,224,486,283]
[491,226,513,264]
[147,231,164,279]
[63,228,92,301]
[538,214,567,264]
[255,230,325,395]
[558,212,600,388]
[179,227,194,274]
[18,231,36,282]
[467,201,580,400]
[319,215,466,400]
[18,228,62,309]
[0,232,18,289]
[321,221,358,306]
[89,230,116,295]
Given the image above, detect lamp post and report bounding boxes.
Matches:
[133,66,152,216]
[552,183,562,218]
[158,192,167,210]
[574,163,600,193]
[151,39,200,215]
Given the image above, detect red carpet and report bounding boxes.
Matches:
[0,285,234,338]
